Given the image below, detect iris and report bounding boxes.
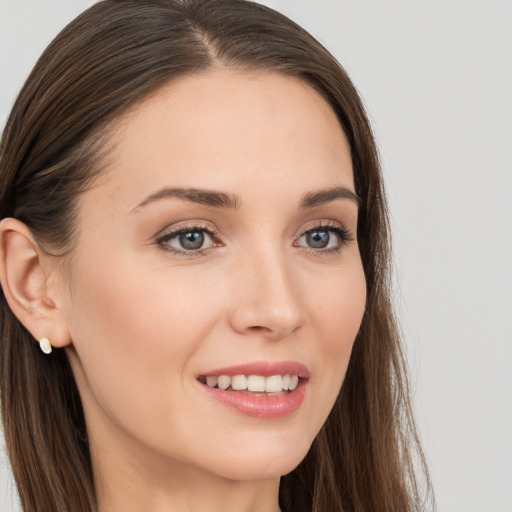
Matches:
[306,230,330,248]
[180,231,205,250]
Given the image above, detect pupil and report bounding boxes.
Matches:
[179,231,204,250]
[307,230,329,248]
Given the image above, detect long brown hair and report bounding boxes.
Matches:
[0,1,433,511]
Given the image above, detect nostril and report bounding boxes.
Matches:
[248,325,269,332]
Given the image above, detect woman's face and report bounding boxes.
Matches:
[57,69,366,482]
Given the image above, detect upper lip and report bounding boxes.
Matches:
[200,361,309,378]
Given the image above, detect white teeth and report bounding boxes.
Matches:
[217,375,231,390]
[247,375,266,392]
[204,373,301,392]
[288,375,299,391]
[231,375,247,390]
[265,375,283,393]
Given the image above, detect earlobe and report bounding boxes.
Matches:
[0,218,71,349]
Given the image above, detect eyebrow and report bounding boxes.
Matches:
[132,187,240,212]
[132,185,360,212]
[299,186,360,208]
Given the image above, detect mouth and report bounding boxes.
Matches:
[198,373,300,396]
[197,362,308,418]
[197,373,301,395]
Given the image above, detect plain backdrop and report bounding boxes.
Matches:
[1,1,511,511]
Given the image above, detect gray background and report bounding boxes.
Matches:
[1,1,511,511]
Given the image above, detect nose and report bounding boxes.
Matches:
[229,247,305,341]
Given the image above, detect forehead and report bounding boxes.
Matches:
[89,68,354,210]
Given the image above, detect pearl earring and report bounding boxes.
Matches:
[39,337,52,355]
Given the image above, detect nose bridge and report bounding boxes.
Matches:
[230,241,304,339]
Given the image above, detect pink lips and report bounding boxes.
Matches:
[202,361,309,378]
[199,361,308,419]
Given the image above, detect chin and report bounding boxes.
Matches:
[199,434,314,482]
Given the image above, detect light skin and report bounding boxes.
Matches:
[0,68,366,512]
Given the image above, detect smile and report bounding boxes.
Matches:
[198,362,308,418]
[199,374,300,393]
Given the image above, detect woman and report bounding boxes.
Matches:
[0,1,432,511]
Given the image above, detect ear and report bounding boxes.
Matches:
[0,218,71,349]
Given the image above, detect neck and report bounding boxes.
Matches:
[97,472,281,512]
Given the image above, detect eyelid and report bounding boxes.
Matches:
[156,221,220,255]
[156,221,217,238]
[295,219,351,239]
[293,219,354,253]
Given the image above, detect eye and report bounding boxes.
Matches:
[157,225,218,254]
[304,229,333,249]
[295,223,352,253]
[177,231,206,250]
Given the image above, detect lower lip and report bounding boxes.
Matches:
[200,380,307,419]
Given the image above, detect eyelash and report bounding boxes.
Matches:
[157,223,220,257]
[156,221,354,257]
[295,221,354,256]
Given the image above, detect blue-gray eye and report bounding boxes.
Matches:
[158,227,215,253]
[179,231,204,250]
[306,229,330,248]
[296,225,349,251]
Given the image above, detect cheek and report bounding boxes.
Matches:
[68,250,220,353]
[64,254,222,437]
[310,261,366,350]
[305,260,366,408]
